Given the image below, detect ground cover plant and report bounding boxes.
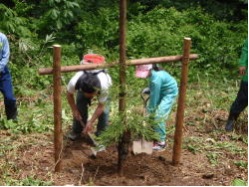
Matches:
[0,76,247,186]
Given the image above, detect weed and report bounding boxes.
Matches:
[234,160,248,169]
[206,152,219,166]
[231,178,247,186]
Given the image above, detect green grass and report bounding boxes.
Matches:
[0,75,247,185]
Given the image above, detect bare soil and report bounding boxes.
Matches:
[5,114,247,186]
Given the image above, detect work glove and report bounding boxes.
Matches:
[142,87,150,95]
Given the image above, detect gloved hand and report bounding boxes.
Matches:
[142,87,150,95]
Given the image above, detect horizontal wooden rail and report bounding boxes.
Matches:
[38,54,198,75]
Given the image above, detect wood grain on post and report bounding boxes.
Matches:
[172,38,191,165]
[53,45,63,172]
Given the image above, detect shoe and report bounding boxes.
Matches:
[67,131,81,141]
[225,120,234,132]
[95,144,106,152]
[153,141,166,151]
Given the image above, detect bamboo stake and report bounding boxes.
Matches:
[53,45,63,172]
[38,54,198,75]
[172,38,191,165]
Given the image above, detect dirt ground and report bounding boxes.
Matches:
[8,115,247,186]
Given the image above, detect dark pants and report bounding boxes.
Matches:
[228,81,248,120]
[0,66,17,120]
[72,91,109,136]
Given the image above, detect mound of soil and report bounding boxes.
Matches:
[59,138,211,186]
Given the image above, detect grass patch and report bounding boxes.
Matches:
[0,76,247,185]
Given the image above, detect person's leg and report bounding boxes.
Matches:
[1,67,17,120]
[69,92,90,140]
[226,81,248,131]
[95,100,110,136]
[154,91,177,143]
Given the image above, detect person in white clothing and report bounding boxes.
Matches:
[67,54,112,140]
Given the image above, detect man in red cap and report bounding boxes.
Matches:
[67,54,112,140]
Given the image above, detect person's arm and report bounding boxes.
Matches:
[66,91,82,121]
[0,34,10,72]
[83,102,105,134]
[66,71,84,121]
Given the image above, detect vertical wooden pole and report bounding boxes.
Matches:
[118,0,130,176]
[119,1,126,110]
[172,38,191,165]
[53,45,63,172]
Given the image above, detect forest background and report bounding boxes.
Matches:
[0,0,248,94]
[0,0,248,185]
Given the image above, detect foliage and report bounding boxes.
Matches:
[0,98,54,133]
[126,6,247,81]
[0,77,247,185]
[96,95,159,146]
[0,4,31,37]
[0,1,247,185]
[74,6,120,59]
[131,0,248,21]
[231,178,247,186]
[0,1,247,89]
[35,0,80,37]
[3,176,52,186]
[206,152,219,166]
[234,160,248,169]
[0,0,247,145]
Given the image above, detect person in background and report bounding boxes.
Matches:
[0,32,18,121]
[67,54,112,140]
[225,38,248,132]
[135,64,178,151]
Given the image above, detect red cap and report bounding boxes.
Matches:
[83,54,105,64]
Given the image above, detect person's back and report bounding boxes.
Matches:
[150,70,177,94]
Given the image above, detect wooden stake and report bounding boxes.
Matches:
[53,45,63,172]
[172,38,191,165]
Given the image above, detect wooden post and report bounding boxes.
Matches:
[38,54,198,75]
[53,45,63,172]
[172,38,191,165]
[118,0,130,176]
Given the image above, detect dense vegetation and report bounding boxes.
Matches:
[0,0,247,150]
[0,0,247,185]
[0,0,248,155]
[0,0,247,93]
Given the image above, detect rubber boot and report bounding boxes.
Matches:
[225,119,234,132]
[225,114,239,132]
[5,103,18,122]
